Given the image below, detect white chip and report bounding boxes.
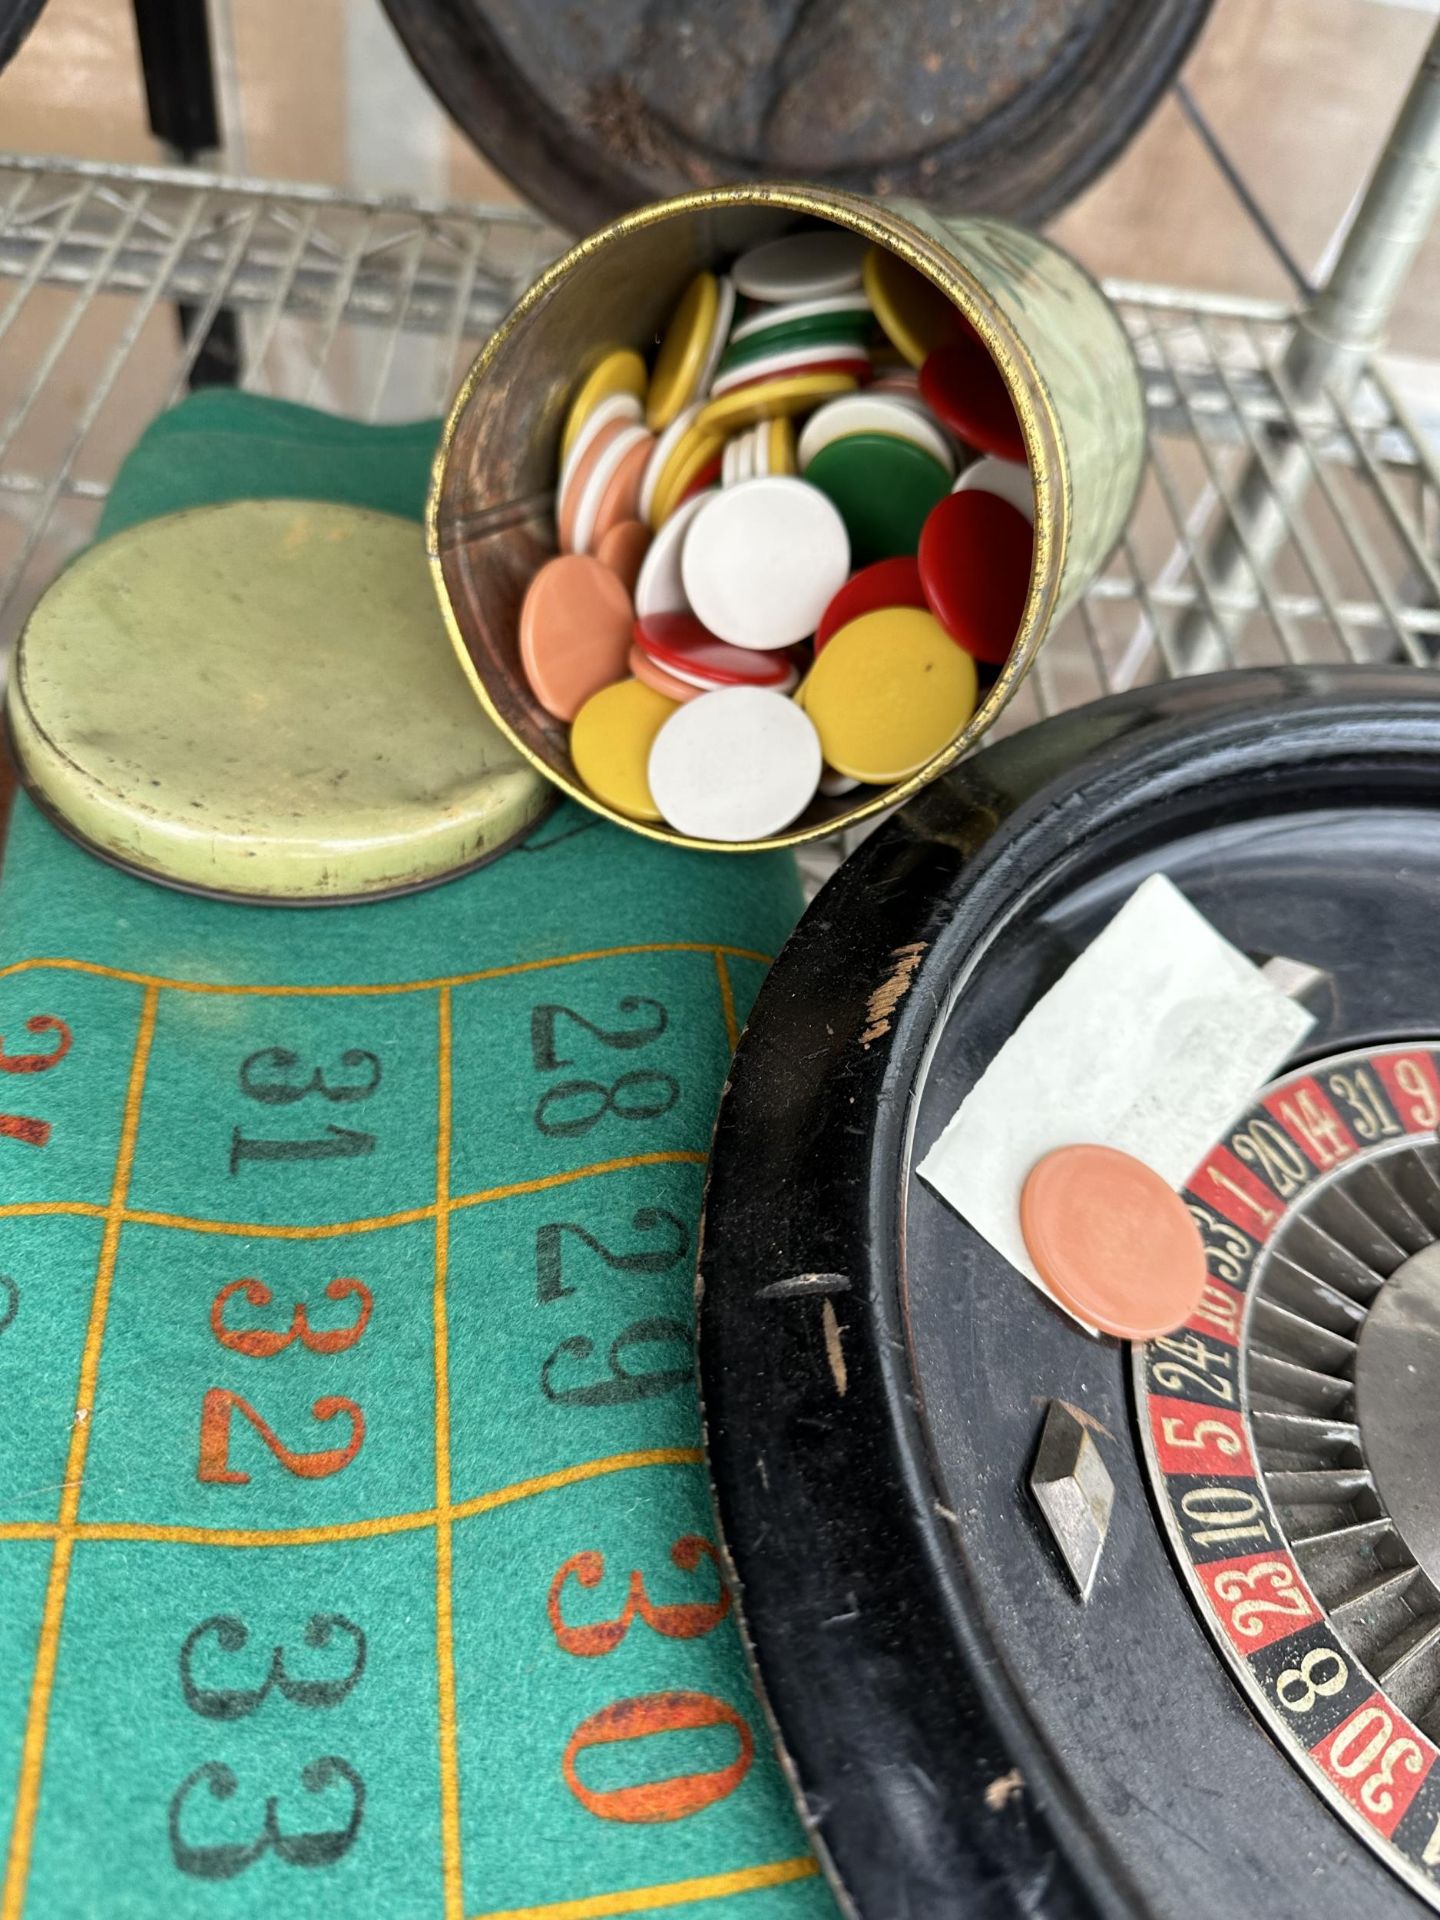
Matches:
[633,486,713,618]
[570,422,649,556]
[680,477,849,651]
[648,687,822,841]
[558,390,643,504]
[710,340,867,397]
[797,392,955,475]
[952,454,1035,523]
[751,421,770,478]
[695,273,737,400]
[638,400,702,525]
[732,230,868,303]
[735,431,755,483]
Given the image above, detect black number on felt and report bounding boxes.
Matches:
[530,999,668,1071]
[230,1125,376,1174]
[180,1614,367,1720]
[536,1209,690,1303]
[0,1275,15,1335]
[534,1072,679,1139]
[240,1048,381,1106]
[169,1757,364,1878]
[541,1316,692,1406]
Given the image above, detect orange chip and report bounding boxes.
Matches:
[519,555,633,722]
[1019,1144,1208,1340]
[596,520,651,596]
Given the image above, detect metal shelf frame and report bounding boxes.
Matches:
[0,95,1437,740]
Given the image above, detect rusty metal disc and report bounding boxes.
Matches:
[380,0,1214,232]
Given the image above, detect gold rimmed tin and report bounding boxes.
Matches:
[426,185,1146,853]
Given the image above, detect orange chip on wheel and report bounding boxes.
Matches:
[1019,1144,1207,1340]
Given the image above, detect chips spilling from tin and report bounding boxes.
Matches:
[521,225,1041,841]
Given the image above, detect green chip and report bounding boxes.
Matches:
[718,311,873,374]
[805,431,951,567]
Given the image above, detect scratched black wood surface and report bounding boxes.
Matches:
[698,667,1440,1919]
[380,0,1213,233]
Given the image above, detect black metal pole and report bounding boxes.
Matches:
[132,0,241,387]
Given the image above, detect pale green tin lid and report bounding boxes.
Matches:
[7,499,550,902]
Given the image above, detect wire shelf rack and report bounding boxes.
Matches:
[2,152,1437,733]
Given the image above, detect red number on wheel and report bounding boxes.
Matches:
[563,1690,754,1823]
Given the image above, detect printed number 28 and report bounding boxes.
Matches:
[531,999,677,1138]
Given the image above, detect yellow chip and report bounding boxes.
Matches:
[648,425,726,529]
[792,668,811,711]
[570,677,677,822]
[767,414,797,477]
[803,607,977,783]
[695,372,859,438]
[863,245,962,368]
[647,273,719,432]
[561,349,648,465]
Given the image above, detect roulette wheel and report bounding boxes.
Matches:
[698,665,1440,1918]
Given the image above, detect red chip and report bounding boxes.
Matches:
[918,490,1033,666]
[634,612,800,690]
[919,339,1025,462]
[816,557,928,651]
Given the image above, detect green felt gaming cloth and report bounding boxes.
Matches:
[0,393,835,1920]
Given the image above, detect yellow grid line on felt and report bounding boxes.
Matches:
[0,1450,706,1551]
[471,1856,821,1919]
[0,941,772,997]
[2,987,158,1920]
[432,985,464,1920]
[0,1150,710,1240]
[713,951,740,1054]
[0,935,761,1911]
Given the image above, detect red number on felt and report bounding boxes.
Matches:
[563,1690,754,1823]
[197,1390,364,1484]
[0,1014,72,1146]
[0,1015,72,1074]
[210,1277,373,1358]
[548,1535,731,1657]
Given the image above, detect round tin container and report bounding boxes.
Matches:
[428,185,1147,853]
[7,500,551,902]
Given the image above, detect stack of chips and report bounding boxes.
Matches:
[519,226,1038,842]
